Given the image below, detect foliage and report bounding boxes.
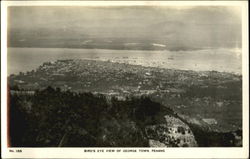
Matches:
[9,86,241,147]
[9,87,162,147]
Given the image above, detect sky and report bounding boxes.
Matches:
[8,6,242,49]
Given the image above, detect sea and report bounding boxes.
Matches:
[7,47,242,75]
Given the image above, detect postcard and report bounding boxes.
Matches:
[1,1,249,158]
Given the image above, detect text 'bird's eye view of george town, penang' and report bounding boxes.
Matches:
[7,5,243,147]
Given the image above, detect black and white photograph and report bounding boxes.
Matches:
[1,1,249,158]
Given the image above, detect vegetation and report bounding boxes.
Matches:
[187,123,242,147]
[9,87,168,147]
[9,86,241,147]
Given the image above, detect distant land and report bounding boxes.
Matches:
[8,33,205,51]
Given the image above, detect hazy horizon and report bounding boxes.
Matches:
[8,6,242,50]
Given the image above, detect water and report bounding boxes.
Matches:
[7,47,242,75]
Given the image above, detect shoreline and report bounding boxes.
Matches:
[8,58,242,76]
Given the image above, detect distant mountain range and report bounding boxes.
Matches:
[8,28,225,51]
[8,37,202,51]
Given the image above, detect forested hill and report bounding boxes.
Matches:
[9,87,242,147]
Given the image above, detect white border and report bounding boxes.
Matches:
[1,1,249,158]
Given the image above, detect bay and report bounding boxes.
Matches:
[7,47,242,75]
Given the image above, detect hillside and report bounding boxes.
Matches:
[9,87,241,147]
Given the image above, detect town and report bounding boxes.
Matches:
[9,59,242,134]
